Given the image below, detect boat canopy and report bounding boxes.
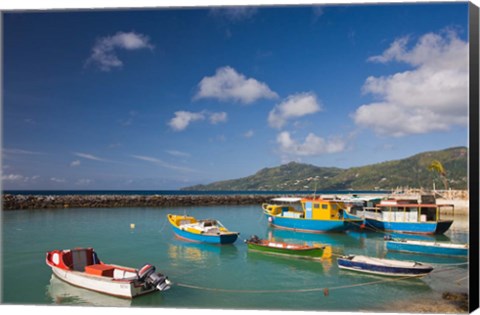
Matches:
[271,197,302,203]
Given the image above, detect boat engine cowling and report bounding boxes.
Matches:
[246,235,260,243]
[138,264,171,291]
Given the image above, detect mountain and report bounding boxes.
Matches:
[182,147,468,191]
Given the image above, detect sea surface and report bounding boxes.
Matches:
[2,204,469,311]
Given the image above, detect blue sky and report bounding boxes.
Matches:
[1,2,470,190]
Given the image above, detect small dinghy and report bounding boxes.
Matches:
[337,255,434,277]
[46,248,171,299]
[385,237,468,257]
[245,235,331,260]
[167,214,239,244]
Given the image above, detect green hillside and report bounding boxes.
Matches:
[182,147,468,191]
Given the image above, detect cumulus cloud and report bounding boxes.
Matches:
[268,92,322,129]
[277,131,346,157]
[86,31,154,71]
[168,110,228,131]
[194,66,278,104]
[2,174,25,181]
[209,112,228,124]
[168,111,206,131]
[353,29,468,137]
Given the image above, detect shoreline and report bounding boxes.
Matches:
[1,193,469,214]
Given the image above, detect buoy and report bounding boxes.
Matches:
[130,223,135,229]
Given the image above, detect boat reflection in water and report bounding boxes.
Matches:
[167,241,238,269]
[47,275,132,307]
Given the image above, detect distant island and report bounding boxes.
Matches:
[182,147,468,191]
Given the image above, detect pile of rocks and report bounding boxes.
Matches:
[2,194,281,210]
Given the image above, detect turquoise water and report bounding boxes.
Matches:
[2,205,469,311]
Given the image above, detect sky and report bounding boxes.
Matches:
[1,1,471,190]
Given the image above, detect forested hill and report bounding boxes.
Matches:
[182,147,468,191]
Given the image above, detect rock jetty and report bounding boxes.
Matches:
[2,194,282,210]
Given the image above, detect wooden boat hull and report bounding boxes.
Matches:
[364,218,453,235]
[386,240,468,257]
[171,223,239,244]
[337,255,433,277]
[51,265,155,299]
[265,213,362,233]
[246,241,325,259]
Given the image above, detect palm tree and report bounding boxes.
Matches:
[428,160,448,190]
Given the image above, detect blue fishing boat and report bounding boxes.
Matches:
[263,196,363,233]
[337,255,434,277]
[361,199,454,235]
[386,238,468,257]
[167,214,239,244]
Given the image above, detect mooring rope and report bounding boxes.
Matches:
[158,218,168,234]
[175,273,430,295]
[173,259,467,295]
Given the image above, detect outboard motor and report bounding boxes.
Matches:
[246,235,260,243]
[138,264,171,291]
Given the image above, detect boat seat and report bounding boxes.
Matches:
[71,248,95,272]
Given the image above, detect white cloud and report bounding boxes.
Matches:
[277,131,346,157]
[209,7,258,21]
[209,112,228,124]
[168,111,206,131]
[2,174,25,181]
[50,177,66,183]
[76,179,92,186]
[74,152,107,161]
[86,31,153,71]
[166,150,191,158]
[353,29,468,137]
[168,110,228,131]
[244,130,254,138]
[2,174,40,183]
[194,66,278,104]
[268,92,322,129]
[132,155,197,172]
[70,160,81,167]
[2,148,44,157]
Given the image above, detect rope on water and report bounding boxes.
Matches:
[175,273,427,295]
[455,275,469,284]
[430,261,469,267]
[173,261,466,295]
[158,218,168,234]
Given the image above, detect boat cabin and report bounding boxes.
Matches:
[300,198,346,220]
[364,200,454,223]
[262,197,303,217]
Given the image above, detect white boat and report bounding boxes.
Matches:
[337,254,434,277]
[46,247,171,299]
[385,238,468,257]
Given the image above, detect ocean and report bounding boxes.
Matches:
[1,203,468,311]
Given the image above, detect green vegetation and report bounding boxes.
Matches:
[182,147,468,191]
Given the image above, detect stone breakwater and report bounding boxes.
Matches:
[1,194,282,210]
